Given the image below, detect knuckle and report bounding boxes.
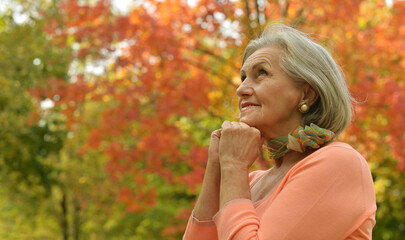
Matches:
[211,129,219,137]
[251,127,261,136]
[222,127,231,134]
[230,121,239,127]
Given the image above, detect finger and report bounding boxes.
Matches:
[249,126,261,137]
[229,121,237,127]
[221,120,231,129]
[242,123,252,130]
[211,129,222,139]
[230,122,246,132]
[239,122,250,128]
[259,145,265,155]
[239,119,253,127]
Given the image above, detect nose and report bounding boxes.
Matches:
[236,80,253,98]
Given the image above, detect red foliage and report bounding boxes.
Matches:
[33,0,405,236]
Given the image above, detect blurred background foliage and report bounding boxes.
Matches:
[0,0,404,239]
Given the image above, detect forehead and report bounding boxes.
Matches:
[241,46,283,72]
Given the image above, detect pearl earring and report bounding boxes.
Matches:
[299,102,309,113]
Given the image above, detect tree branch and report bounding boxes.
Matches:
[254,0,262,35]
[262,0,267,24]
[184,57,238,88]
[243,0,251,20]
[281,0,289,18]
[194,48,228,64]
[180,45,239,72]
[243,0,254,38]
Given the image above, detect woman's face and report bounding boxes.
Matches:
[237,46,304,139]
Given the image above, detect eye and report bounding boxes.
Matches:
[258,69,268,76]
[241,75,246,82]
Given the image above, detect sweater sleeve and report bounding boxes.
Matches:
[213,145,376,240]
[183,211,218,240]
[183,170,266,239]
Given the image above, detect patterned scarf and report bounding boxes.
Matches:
[266,123,335,160]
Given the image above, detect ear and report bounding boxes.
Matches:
[301,83,318,106]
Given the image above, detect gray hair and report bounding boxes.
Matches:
[242,23,354,136]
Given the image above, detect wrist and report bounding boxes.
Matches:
[207,157,220,168]
[220,162,249,175]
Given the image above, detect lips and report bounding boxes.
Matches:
[240,102,261,112]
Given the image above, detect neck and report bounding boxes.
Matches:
[274,148,316,168]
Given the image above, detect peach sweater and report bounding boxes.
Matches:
[183,142,376,240]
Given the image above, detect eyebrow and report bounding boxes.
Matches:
[240,61,271,74]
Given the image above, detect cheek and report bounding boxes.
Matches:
[256,81,300,111]
[262,91,299,115]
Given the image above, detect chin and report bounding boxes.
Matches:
[239,118,257,127]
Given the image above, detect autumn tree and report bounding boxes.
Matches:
[1,0,404,239]
[0,5,73,238]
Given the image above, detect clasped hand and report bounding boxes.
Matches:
[209,121,264,171]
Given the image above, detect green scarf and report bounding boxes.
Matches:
[266,123,335,160]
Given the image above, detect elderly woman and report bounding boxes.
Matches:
[183,24,376,240]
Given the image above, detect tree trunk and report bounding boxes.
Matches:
[73,196,81,240]
[60,191,69,240]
